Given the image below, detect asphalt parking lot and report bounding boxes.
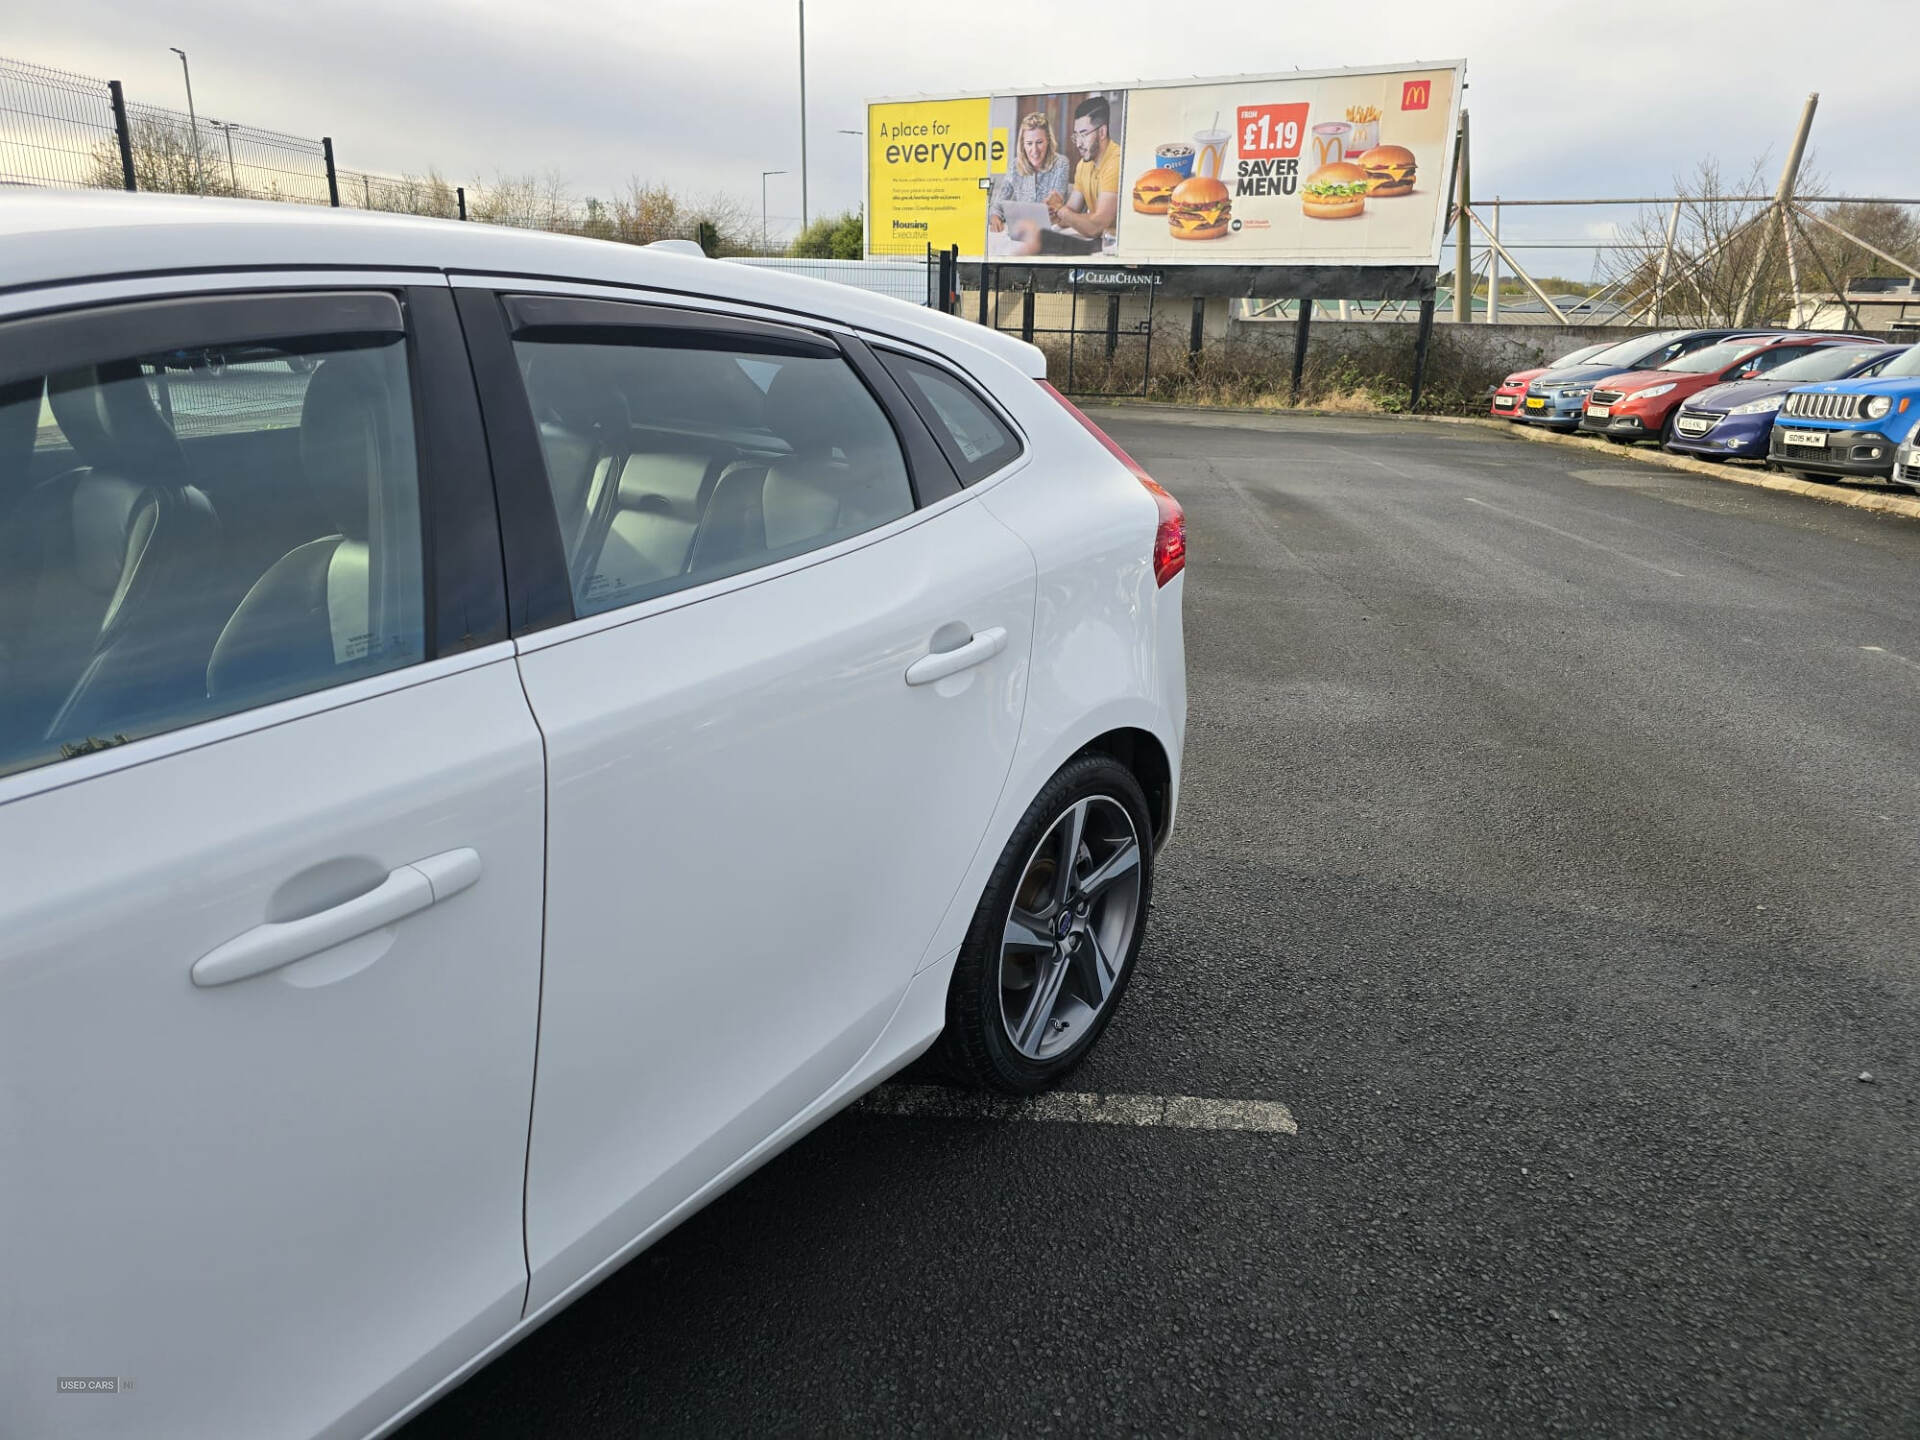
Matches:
[403,411,1920,1438]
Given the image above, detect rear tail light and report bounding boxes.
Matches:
[1038,381,1186,587]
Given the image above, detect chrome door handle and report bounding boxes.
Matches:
[905,626,1008,687]
[191,848,482,988]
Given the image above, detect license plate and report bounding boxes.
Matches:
[1780,429,1827,448]
[1494,396,1514,409]
[1525,397,1545,410]
[1587,405,1611,419]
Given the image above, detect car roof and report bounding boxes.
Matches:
[0,189,1047,378]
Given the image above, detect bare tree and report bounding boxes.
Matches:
[89,114,242,198]
[467,169,575,230]
[1604,158,1802,325]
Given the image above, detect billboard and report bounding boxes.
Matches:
[866,98,999,255]
[867,61,1463,267]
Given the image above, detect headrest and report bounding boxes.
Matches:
[299,353,392,542]
[47,360,188,480]
[762,360,864,459]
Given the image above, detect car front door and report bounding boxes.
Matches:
[0,284,544,1440]
[456,287,1037,1311]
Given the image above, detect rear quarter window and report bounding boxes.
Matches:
[878,352,1023,485]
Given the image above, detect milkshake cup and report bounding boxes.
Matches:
[1310,122,1352,168]
[1155,142,1196,178]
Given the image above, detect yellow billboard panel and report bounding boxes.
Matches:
[866,99,998,256]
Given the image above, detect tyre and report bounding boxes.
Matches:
[936,753,1153,1094]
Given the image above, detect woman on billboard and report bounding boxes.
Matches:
[987,113,1072,234]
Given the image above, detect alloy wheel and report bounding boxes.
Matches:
[996,794,1144,1061]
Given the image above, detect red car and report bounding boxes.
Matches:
[1578,334,1856,444]
[1489,341,1612,419]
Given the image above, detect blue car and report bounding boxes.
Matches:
[1768,343,1920,483]
[1666,343,1907,461]
[1518,328,1763,429]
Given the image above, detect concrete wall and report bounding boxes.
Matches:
[957,286,1652,370]
[952,284,1661,401]
[1220,318,1657,376]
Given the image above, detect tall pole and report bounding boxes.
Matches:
[1453,109,1471,323]
[1650,199,1682,325]
[1487,196,1501,323]
[761,169,787,253]
[1735,92,1819,326]
[797,0,809,230]
[169,48,205,195]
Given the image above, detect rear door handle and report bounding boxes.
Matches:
[905,626,1008,686]
[191,848,482,988]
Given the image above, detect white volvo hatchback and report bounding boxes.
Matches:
[0,193,1185,1440]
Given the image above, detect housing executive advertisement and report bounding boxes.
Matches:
[865,62,1463,268]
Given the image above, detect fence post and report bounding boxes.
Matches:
[1290,299,1312,401]
[107,80,137,191]
[1022,288,1035,345]
[1105,294,1120,360]
[1187,297,1205,370]
[321,137,340,207]
[457,186,467,221]
[978,265,990,326]
[1409,295,1437,411]
[947,246,960,314]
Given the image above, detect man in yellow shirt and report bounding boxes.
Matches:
[1048,96,1120,242]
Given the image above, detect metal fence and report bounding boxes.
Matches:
[0,53,814,259]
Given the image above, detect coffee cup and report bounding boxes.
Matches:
[1155,142,1195,178]
[1192,129,1229,180]
[1311,122,1352,169]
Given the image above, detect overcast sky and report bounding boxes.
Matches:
[14,0,1917,262]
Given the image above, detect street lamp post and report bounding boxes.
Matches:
[761,169,787,254]
[168,47,205,195]
[797,1,808,230]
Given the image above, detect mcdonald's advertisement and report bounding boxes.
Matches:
[867,63,1462,267]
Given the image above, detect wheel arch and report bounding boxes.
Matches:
[1076,727,1173,850]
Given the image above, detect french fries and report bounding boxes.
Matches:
[1345,105,1381,124]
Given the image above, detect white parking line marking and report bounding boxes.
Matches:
[1463,495,1687,578]
[854,1084,1298,1134]
[1861,644,1920,673]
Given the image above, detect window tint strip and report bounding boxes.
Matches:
[0,291,403,391]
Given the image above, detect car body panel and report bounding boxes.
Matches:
[516,490,1039,1312]
[0,651,547,1440]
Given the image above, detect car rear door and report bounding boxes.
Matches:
[455,285,1037,1311]
[0,282,543,1440]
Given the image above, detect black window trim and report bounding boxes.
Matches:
[0,290,403,392]
[456,287,964,638]
[867,343,1028,486]
[0,285,505,666]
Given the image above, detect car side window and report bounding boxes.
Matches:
[879,352,1023,485]
[0,327,425,780]
[512,333,915,617]
[1735,349,1795,378]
